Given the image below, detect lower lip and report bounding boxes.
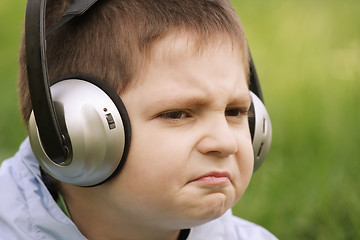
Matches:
[193,176,230,185]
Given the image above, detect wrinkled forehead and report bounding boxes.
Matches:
[128,30,249,90]
[154,30,243,60]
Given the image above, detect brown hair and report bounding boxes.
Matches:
[18,0,249,127]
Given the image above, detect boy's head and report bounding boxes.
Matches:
[18,0,249,126]
[19,0,261,237]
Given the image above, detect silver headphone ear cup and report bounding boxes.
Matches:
[250,91,272,172]
[29,79,130,186]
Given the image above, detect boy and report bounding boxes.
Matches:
[0,0,277,239]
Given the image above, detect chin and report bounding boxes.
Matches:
[188,192,233,224]
[162,193,233,230]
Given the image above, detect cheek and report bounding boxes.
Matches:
[239,140,254,174]
[233,138,254,201]
[111,128,188,201]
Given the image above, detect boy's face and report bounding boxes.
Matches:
[103,35,253,229]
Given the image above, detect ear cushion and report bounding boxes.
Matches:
[249,91,272,172]
[29,74,131,186]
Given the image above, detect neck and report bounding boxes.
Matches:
[61,184,182,240]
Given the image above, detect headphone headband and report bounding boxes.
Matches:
[46,0,99,35]
[25,0,100,164]
[249,52,264,102]
[25,0,68,164]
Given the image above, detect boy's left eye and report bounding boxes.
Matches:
[225,108,249,118]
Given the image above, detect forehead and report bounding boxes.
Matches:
[129,31,248,89]
[153,31,243,66]
[123,32,250,107]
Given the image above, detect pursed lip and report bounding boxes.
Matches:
[189,171,231,185]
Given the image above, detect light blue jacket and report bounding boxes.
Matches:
[0,138,278,240]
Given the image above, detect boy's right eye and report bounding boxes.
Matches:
[158,110,190,120]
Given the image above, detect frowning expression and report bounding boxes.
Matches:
[105,34,254,229]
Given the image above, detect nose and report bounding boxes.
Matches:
[196,115,238,158]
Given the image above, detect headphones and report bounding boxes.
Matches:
[25,0,272,187]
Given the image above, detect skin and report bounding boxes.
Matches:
[61,34,254,240]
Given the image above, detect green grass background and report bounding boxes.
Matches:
[1,0,359,239]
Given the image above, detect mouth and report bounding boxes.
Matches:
[189,171,231,185]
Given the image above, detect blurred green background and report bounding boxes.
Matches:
[1,0,359,239]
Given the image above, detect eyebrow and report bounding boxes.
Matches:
[154,91,252,109]
[159,94,208,108]
[228,92,252,106]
